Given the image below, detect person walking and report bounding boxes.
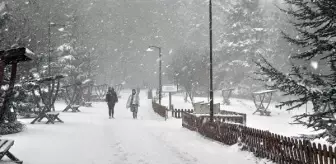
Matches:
[106,87,118,119]
[126,89,140,119]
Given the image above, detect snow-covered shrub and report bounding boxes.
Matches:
[0,121,25,135]
[11,85,37,118]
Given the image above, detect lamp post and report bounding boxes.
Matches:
[209,0,214,122]
[146,46,162,105]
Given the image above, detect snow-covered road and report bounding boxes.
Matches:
[6,90,270,164]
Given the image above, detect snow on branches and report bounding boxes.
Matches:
[255,0,336,143]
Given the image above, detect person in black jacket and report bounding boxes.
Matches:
[106,87,118,119]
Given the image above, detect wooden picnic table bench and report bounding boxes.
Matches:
[252,90,276,116]
[62,105,81,112]
[45,112,64,124]
[0,139,22,164]
[83,102,92,107]
[222,88,234,105]
[31,109,64,124]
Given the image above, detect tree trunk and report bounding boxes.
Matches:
[0,60,5,123]
[51,78,61,110]
[87,84,92,102]
[184,92,188,102]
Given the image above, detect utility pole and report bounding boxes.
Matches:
[47,20,52,110]
[48,21,51,77]
[159,47,162,105]
[147,46,162,105]
[88,51,92,102]
[209,0,214,122]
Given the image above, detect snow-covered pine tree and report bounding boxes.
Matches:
[255,0,336,143]
[215,0,267,95]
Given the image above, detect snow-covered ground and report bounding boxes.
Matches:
[2,90,272,164]
[161,92,335,146]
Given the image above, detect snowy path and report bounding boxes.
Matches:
[5,90,270,164]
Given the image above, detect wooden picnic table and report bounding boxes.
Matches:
[83,102,92,107]
[63,104,81,112]
[222,88,234,105]
[252,90,276,116]
[62,83,83,112]
[320,101,335,118]
[31,105,64,124]
[0,139,22,163]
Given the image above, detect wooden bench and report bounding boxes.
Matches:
[70,105,80,112]
[83,102,92,107]
[31,111,64,124]
[45,112,64,124]
[0,139,22,164]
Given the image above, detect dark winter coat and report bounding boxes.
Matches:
[106,90,118,105]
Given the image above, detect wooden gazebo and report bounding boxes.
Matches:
[0,47,34,122]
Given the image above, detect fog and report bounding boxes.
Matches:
[79,0,188,87]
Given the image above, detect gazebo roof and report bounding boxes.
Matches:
[0,47,34,64]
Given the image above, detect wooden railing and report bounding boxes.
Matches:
[152,101,167,119]
[181,112,198,131]
[181,112,336,164]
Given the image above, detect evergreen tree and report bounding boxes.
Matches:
[255,0,336,143]
[215,0,267,93]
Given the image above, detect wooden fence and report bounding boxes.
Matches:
[182,112,336,164]
[172,109,194,118]
[152,101,167,119]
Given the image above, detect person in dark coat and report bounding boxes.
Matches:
[106,87,118,119]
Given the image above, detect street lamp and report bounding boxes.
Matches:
[209,0,214,122]
[146,46,162,105]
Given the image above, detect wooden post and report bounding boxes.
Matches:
[0,62,17,122]
[87,84,92,102]
[169,92,172,110]
[9,62,17,97]
[0,60,6,123]
[0,60,4,86]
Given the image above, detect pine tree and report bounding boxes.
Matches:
[215,0,267,95]
[255,0,336,143]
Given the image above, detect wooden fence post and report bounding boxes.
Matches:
[169,92,172,110]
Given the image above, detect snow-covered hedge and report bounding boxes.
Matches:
[0,121,25,135]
